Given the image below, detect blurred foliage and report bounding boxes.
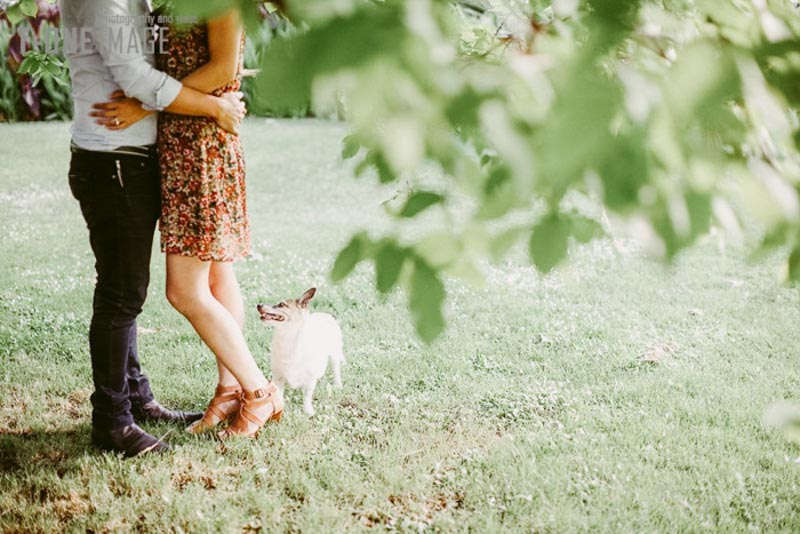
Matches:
[240,4,312,117]
[0,0,70,120]
[4,0,800,343]
[241,0,800,341]
[0,20,22,120]
[0,0,310,120]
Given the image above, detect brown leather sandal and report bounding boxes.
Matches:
[218,383,283,439]
[186,383,242,434]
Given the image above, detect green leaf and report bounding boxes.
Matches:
[445,87,485,134]
[537,65,620,189]
[354,152,374,177]
[353,150,395,183]
[45,62,62,75]
[490,226,525,263]
[462,223,489,258]
[590,0,643,35]
[752,224,792,263]
[51,72,70,88]
[570,215,604,244]
[789,247,800,283]
[5,5,24,25]
[695,0,756,47]
[256,4,407,110]
[477,165,519,220]
[484,164,511,195]
[399,192,444,218]
[409,259,446,343]
[374,152,395,184]
[686,191,711,236]
[598,133,648,210]
[20,0,38,17]
[757,42,800,108]
[415,232,461,268]
[341,134,360,160]
[529,215,570,273]
[331,234,366,282]
[375,241,407,293]
[17,56,35,75]
[446,259,485,288]
[666,40,741,127]
[650,206,681,258]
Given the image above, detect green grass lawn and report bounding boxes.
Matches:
[1,120,800,532]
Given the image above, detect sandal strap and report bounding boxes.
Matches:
[205,403,232,422]
[214,383,242,395]
[240,404,266,427]
[202,385,242,422]
[228,387,277,432]
[209,390,241,407]
[242,386,273,401]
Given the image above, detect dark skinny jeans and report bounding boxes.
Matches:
[68,147,159,431]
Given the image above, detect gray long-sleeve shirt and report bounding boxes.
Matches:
[60,0,182,150]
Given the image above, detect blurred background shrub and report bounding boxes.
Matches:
[0,0,511,121]
[0,0,317,121]
[0,0,69,121]
[240,2,314,118]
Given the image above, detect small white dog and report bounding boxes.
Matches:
[257,288,344,416]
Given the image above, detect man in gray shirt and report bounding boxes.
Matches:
[61,0,244,457]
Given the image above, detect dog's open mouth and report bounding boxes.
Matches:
[257,304,285,322]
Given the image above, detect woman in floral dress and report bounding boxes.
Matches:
[95,7,282,438]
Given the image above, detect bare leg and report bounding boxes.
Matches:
[166,254,268,392]
[209,262,245,388]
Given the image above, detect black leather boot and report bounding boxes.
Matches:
[132,400,203,424]
[91,424,170,458]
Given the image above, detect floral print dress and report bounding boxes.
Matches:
[156,22,250,262]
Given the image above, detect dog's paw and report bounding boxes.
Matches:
[303,406,316,417]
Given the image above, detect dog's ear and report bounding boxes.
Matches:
[299,287,316,308]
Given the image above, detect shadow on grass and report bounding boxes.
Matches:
[0,424,94,475]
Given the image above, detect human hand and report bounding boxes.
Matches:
[214,91,246,134]
[91,90,153,130]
